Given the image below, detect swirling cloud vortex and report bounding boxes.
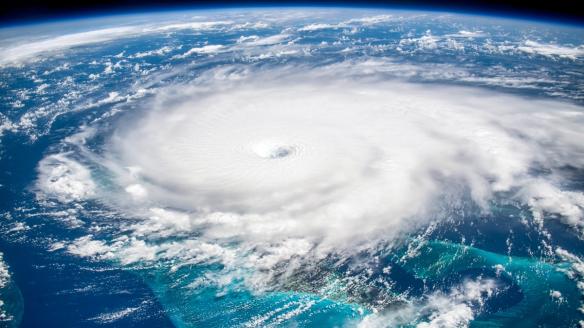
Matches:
[109,66,584,249]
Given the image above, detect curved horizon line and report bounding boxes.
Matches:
[0,2,583,29]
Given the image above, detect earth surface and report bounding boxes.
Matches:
[1,7,584,328]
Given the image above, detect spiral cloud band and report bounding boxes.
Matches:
[98,64,584,252]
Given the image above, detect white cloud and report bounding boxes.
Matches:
[298,23,338,32]
[67,236,112,258]
[239,33,291,46]
[520,179,584,228]
[359,277,498,328]
[129,45,176,58]
[400,32,440,50]
[151,20,233,32]
[0,26,143,66]
[517,40,584,60]
[0,19,235,66]
[345,14,394,25]
[446,30,487,38]
[0,252,13,322]
[0,253,10,290]
[88,306,140,324]
[173,45,224,59]
[66,62,582,267]
[36,153,96,203]
[31,61,582,271]
[297,14,394,32]
[125,183,148,200]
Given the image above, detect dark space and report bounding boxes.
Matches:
[1,0,583,26]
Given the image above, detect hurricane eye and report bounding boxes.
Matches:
[252,143,296,159]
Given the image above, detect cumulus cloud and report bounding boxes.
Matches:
[37,153,96,203]
[129,45,177,58]
[359,277,498,328]
[517,40,584,60]
[173,44,225,59]
[0,253,13,322]
[399,31,441,50]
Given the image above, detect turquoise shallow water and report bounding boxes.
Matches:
[124,237,582,327]
[398,241,580,327]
